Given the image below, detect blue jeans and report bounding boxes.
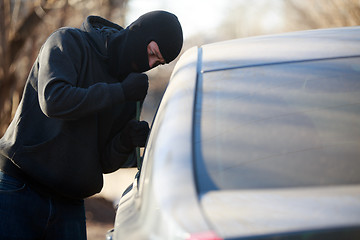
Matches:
[0,171,87,240]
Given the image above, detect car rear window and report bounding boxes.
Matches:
[195,57,360,192]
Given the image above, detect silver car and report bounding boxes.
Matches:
[107,26,360,240]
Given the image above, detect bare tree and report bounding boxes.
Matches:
[215,0,360,41]
[283,0,360,31]
[0,0,130,136]
[1,0,53,136]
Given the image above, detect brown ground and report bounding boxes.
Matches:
[85,197,116,240]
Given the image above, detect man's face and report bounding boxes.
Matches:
[147,41,165,69]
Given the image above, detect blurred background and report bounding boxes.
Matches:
[1,0,359,239]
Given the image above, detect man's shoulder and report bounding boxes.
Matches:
[44,27,87,50]
[38,27,88,59]
[50,27,84,41]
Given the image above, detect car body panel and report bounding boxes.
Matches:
[109,27,360,240]
[201,185,360,239]
[112,47,213,239]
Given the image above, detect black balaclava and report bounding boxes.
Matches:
[107,11,183,79]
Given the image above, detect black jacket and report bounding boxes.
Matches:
[0,16,137,199]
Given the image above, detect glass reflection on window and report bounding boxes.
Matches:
[196,58,360,191]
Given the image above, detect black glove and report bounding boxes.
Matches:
[121,73,149,101]
[121,120,150,150]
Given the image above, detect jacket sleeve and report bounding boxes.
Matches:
[100,131,137,173]
[37,29,125,120]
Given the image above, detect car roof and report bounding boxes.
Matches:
[200,26,360,73]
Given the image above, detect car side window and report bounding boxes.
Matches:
[196,57,360,192]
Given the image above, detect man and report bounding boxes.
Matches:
[0,10,183,240]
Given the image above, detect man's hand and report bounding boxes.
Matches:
[122,73,149,101]
[122,120,150,150]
